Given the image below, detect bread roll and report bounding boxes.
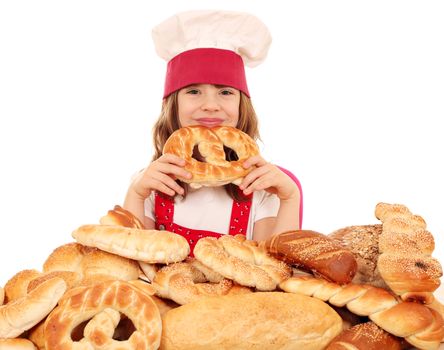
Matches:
[265,230,357,284]
[72,224,190,263]
[160,292,342,350]
[326,322,402,350]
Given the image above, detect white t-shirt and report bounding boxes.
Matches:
[144,187,280,240]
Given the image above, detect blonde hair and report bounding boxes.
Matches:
[151,89,261,201]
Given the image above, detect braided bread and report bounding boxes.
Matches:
[279,275,444,350]
[163,125,259,188]
[44,280,161,350]
[265,230,358,284]
[72,224,190,263]
[375,203,442,302]
[193,235,291,291]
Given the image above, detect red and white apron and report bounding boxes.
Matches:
[154,191,253,256]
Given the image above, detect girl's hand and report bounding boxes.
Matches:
[239,156,299,201]
[129,153,192,199]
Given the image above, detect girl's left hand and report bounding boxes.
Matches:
[239,156,299,201]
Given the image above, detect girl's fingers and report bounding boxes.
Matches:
[239,164,272,190]
[160,153,187,166]
[150,178,183,197]
[155,162,191,180]
[152,173,185,195]
[243,155,267,169]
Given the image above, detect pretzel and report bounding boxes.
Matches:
[72,224,190,263]
[163,125,259,188]
[280,275,444,350]
[193,235,291,291]
[44,280,161,350]
[152,262,251,305]
[0,277,66,339]
[0,287,3,306]
[374,203,442,303]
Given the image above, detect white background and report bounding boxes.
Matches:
[1,0,443,305]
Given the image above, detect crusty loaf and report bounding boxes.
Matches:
[265,230,358,284]
[163,125,259,188]
[280,275,444,350]
[160,292,342,350]
[72,224,190,263]
[326,321,403,350]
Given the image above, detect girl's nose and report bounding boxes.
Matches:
[200,94,220,111]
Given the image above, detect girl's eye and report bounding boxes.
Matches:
[186,89,199,95]
[220,89,234,95]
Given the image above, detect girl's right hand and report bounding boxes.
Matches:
[129,153,192,199]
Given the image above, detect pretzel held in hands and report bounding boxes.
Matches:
[280,275,444,350]
[163,126,259,188]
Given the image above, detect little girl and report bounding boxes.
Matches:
[123,10,302,252]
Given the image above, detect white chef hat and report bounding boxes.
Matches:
[152,10,272,98]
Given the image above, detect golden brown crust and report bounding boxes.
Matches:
[193,235,291,291]
[3,269,42,303]
[0,277,66,339]
[326,322,402,350]
[152,262,251,305]
[279,275,444,350]
[375,203,443,302]
[266,230,358,284]
[0,338,37,349]
[42,242,140,287]
[44,280,161,350]
[163,126,259,188]
[329,225,387,288]
[99,205,145,229]
[72,224,190,263]
[160,292,343,350]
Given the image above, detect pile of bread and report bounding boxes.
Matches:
[1,203,443,350]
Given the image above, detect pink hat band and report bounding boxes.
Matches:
[163,48,250,98]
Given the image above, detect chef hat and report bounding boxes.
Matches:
[152,10,272,98]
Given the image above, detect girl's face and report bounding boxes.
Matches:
[177,84,240,128]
